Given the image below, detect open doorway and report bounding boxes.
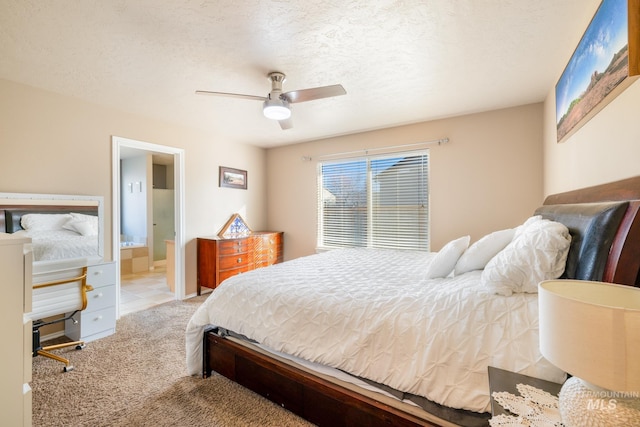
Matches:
[112,136,185,318]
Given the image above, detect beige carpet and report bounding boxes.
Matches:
[31,296,314,427]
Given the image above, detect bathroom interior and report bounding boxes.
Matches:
[119,150,176,314]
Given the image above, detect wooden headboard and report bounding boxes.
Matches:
[538,176,640,287]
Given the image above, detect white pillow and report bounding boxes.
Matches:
[63,219,97,236]
[425,235,470,279]
[514,215,542,238]
[21,213,72,231]
[63,213,99,236]
[454,228,516,275]
[70,212,98,224]
[481,218,571,296]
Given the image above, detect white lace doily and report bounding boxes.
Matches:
[489,383,564,427]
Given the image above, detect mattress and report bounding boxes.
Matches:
[186,248,565,413]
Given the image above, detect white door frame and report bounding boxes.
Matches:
[112,136,186,318]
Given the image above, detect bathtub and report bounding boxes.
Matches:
[120,243,149,274]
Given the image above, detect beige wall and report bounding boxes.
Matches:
[0,79,267,296]
[11,67,635,287]
[542,80,640,195]
[266,103,544,260]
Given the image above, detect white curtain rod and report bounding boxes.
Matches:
[310,137,449,161]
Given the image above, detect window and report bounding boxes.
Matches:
[317,151,429,251]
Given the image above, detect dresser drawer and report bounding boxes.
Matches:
[65,261,116,343]
[253,232,283,268]
[219,253,250,270]
[78,306,116,338]
[219,265,251,282]
[23,316,32,384]
[255,233,282,247]
[86,284,116,312]
[255,259,281,269]
[87,262,116,288]
[217,238,250,255]
[255,249,278,262]
[256,247,278,257]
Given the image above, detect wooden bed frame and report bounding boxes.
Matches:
[202,176,640,427]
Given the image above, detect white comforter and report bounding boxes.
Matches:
[14,229,98,261]
[186,248,565,413]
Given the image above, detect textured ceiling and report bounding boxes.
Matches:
[0,0,601,148]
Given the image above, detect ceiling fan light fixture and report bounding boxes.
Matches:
[263,98,291,120]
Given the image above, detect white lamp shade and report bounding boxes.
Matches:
[539,280,640,392]
[263,98,291,120]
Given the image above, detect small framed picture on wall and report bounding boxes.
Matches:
[219,166,247,190]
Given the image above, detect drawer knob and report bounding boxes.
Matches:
[237,257,242,263]
[94,315,103,321]
[96,292,104,298]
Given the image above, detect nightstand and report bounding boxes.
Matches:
[488,366,563,417]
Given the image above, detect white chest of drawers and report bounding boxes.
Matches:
[0,233,33,426]
[65,261,116,342]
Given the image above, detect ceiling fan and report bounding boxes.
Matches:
[196,72,346,130]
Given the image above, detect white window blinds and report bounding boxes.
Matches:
[317,151,429,251]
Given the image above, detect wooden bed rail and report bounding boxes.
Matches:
[204,330,443,427]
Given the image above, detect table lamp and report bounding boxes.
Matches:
[538,280,640,427]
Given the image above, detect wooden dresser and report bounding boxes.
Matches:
[197,231,283,294]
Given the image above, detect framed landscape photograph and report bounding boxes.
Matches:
[555,0,639,143]
[219,166,247,189]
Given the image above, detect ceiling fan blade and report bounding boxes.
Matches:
[195,90,266,102]
[283,84,346,103]
[279,118,293,130]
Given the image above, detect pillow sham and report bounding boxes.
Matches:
[21,213,72,231]
[425,235,470,279]
[454,228,515,275]
[481,217,571,296]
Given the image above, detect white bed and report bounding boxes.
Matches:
[187,178,640,426]
[186,242,567,414]
[15,228,98,261]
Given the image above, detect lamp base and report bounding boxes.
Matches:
[559,376,640,427]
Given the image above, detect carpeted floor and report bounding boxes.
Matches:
[31,296,314,427]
